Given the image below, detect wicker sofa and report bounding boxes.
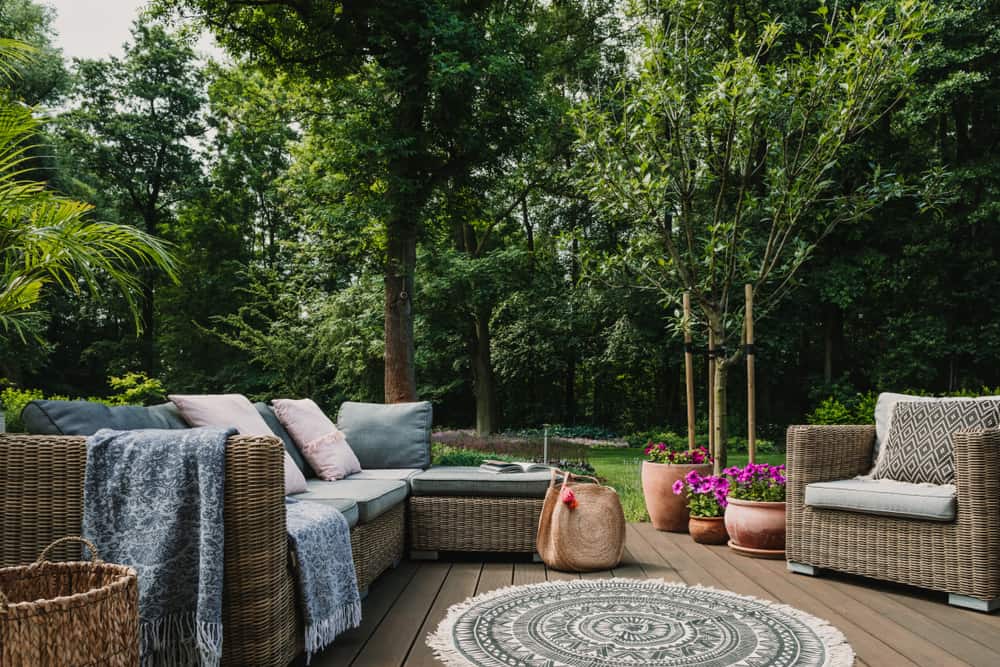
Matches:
[0,400,550,665]
[786,424,1000,612]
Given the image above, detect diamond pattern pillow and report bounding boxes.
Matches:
[873,400,1000,485]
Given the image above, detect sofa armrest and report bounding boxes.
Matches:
[953,429,1000,567]
[785,425,875,510]
[220,435,299,665]
[0,434,87,565]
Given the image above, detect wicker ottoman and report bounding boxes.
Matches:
[407,467,551,558]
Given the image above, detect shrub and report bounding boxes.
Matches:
[1,387,44,432]
[431,430,590,460]
[506,424,618,441]
[1,372,165,432]
[431,443,595,477]
[624,428,776,455]
[805,388,1000,426]
[107,372,167,406]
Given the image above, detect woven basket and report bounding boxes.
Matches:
[0,537,139,666]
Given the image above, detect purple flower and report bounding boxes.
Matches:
[671,479,685,495]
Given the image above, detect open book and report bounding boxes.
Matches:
[479,459,552,474]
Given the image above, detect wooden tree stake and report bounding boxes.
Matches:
[707,328,715,461]
[745,284,756,463]
[683,293,696,450]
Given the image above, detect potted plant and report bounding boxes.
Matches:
[722,463,787,558]
[641,445,713,532]
[672,470,729,544]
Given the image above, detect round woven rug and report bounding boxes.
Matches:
[428,578,853,667]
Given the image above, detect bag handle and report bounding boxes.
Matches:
[549,468,602,490]
[35,537,102,565]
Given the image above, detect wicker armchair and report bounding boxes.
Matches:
[786,425,1000,612]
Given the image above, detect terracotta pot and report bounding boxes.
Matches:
[689,516,728,544]
[725,498,786,557]
[641,461,713,532]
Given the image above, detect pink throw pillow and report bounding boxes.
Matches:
[169,393,308,495]
[272,398,361,480]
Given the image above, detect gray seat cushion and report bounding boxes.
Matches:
[22,400,188,435]
[347,469,422,482]
[320,498,360,529]
[298,479,408,524]
[805,478,956,522]
[337,401,432,469]
[410,466,553,498]
[255,402,314,478]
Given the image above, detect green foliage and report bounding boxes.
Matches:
[0,386,42,432]
[0,371,164,431]
[430,443,595,477]
[106,372,167,406]
[808,388,1000,425]
[0,39,177,343]
[623,429,776,455]
[505,425,618,441]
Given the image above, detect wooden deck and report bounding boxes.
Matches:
[315,523,1000,666]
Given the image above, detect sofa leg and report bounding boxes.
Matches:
[410,550,439,561]
[949,594,1000,613]
[787,561,818,576]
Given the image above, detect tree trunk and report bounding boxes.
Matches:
[471,304,499,434]
[384,218,417,403]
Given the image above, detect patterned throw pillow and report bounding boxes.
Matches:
[874,400,1000,485]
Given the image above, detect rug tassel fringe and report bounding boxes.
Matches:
[427,578,854,667]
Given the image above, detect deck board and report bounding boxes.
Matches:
[312,525,1000,666]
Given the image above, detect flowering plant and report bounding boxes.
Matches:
[671,470,729,517]
[722,463,786,502]
[644,443,713,465]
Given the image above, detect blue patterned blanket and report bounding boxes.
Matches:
[285,497,362,663]
[83,427,233,667]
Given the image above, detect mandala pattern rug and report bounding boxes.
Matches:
[428,578,853,667]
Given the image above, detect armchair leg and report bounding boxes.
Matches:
[948,594,1000,613]
[787,561,818,576]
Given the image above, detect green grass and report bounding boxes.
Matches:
[587,448,787,522]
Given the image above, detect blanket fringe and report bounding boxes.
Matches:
[304,600,363,665]
[141,613,223,667]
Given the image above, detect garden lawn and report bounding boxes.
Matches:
[588,448,787,523]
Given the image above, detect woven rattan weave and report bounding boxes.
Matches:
[786,425,1000,602]
[409,496,544,553]
[0,537,139,667]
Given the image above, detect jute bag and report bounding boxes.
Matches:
[537,469,626,572]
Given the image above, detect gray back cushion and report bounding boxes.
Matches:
[22,400,188,435]
[337,401,432,469]
[254,401,315,478]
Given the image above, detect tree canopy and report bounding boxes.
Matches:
[2,0,999,444]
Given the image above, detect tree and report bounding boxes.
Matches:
[0,0,68,105]
[57,20,205,374]
[0,40,176,341]
[577,0,929,468]
[158,0,618,406]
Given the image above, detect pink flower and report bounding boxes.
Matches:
[671,480,685,495]
[560,487,578,510]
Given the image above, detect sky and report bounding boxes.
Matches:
[46,0,222,61]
